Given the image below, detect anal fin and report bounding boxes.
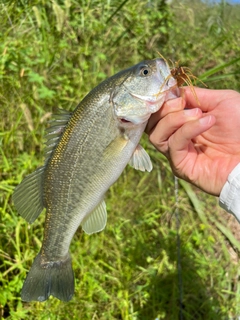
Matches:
[81,200,107,235]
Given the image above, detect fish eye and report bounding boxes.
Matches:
[140,66,150,77]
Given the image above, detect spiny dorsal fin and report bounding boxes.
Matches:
[12,166,45,223]
[128,144,153,172]
[44,109,72,163]
[81,200,107,235]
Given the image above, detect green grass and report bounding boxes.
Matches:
[1,0,240,319]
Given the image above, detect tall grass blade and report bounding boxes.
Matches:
[200,57,240,80]
[179,180,208,225]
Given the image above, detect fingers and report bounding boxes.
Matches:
[148,107,203,155]
[146,97,185,134]
[181,87,234,111]
[160,97,185,118]
[147,86,225,134]
[168,115,216,165]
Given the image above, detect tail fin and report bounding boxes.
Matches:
[21,253,74,302]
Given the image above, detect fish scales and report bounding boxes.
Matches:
[43,97,120,257]
[42,73,141,258]
[13,58,179,302]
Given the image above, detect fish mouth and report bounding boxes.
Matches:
[129,91,165,104]
[129,91,166,114]
[129,78,177,105]
[117,92,166,125]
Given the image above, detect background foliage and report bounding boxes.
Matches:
[0,0,240,319]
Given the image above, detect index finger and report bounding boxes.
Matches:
[182,87,230,111]
[146,97,185,134]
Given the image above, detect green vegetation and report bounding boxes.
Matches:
[1,0,240,319]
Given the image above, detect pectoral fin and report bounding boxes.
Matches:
[81,200,107,235]
[129,144,152,172]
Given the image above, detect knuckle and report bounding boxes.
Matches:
[148,134,169,154]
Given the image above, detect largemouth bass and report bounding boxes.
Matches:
[13,58,178,302]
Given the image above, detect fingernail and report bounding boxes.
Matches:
[184,108,199,116]
[199,115,212,125]
[166,97,182,108]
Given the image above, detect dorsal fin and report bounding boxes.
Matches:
[44,109,72,163]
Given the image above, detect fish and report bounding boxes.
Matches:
[12,58,178,302]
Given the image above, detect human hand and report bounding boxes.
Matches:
[146,87,240,196]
